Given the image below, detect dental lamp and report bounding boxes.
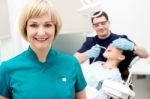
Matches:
[77,0,103,17]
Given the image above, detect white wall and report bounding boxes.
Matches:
[51,0,92,33]
[0,0,150,61]
[0,0,29,61]
[102,0,150,53]
[0,0,10,39]
[128,0,150,52]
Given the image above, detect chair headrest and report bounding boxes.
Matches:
[129,56,140,68]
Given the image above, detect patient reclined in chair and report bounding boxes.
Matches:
[81,43,137,99]
[102,56,140,99]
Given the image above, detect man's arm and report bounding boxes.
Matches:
[74,52,89,63]
[133,45,149,58]
[112,38,149,58]
[74,44,101,63]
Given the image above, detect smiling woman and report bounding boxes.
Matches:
[0,0,10,39]
[0,0,87,99]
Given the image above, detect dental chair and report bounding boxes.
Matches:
[83,56,140,99]
[102,56,140,99]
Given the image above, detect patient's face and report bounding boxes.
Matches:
[103,44,123,60]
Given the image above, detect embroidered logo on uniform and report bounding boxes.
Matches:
[62,77,67,82]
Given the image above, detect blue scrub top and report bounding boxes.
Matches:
[78,33,132,63]
[0,47,87,99]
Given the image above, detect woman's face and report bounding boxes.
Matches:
[26,13,55,51]
[103,44,124,60]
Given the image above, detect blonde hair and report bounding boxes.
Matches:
[19,0,62,40]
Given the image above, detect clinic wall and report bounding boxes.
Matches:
[51,0,92,33]
[1,0,150,61]
[128,0,150,53]
[0,0,10,39]
[0,0,29,61]
[102,0,150,54]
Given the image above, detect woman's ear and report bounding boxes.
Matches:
[118,54,125,61]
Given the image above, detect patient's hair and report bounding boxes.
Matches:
[118,51,136,80]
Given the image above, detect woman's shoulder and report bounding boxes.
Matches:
[1,50,28,67]
[110,68,122,80]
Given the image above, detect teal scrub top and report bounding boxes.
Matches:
[0,47,87,99]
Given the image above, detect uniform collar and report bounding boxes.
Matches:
[27,46,57,63]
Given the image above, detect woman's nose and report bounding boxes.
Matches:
[37,27,45,35]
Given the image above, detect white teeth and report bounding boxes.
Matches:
[36,38,46,41]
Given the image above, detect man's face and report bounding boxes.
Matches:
[92,16,110,39]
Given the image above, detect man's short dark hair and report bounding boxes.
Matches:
[91,11,109,23]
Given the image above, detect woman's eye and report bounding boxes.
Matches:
[30,24,38,27]
[44,24,52,27]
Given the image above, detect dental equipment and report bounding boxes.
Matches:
[77,0,103,17]
[94,44,106,50]
[92,44,106,63]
